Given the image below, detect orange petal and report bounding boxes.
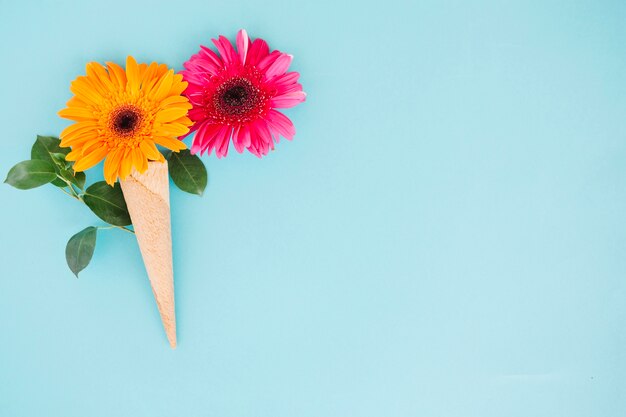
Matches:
[169,75,187,96]
[59,121,99,140]
[133,147,148,173]
[155,107,189,123]
[66,96,87,108]
[103,150,123,185]
[159,95,191,109]
[85,63,111,97]
[60,130,99,148]
[139,140,163,161]
[81,137,105,156]
[137,62,148,81]
[156,64,169,77]
[151,70,174,102]
[119,148,133,179]
[126,56,140,94]
[155,122,190,137]
[73,146,108,172]
[172,116,192,126]
[70,77,104,106]
[106,62,127,89]
[153,135,187,151]
[58,107,97,122]
[65,150,81,161]
[88,62,116,92]
[141,62,159,85]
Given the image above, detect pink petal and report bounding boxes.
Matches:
[236,29,249,65]
[265,71,303,95]
[191,140,203,155]
[212,36,238,66]
[197,124,223,155]
[180,70,206,86]
[267,109,296,140]
[241,124,251,148]
[184,48,222,76]
[247,38,270,67]
[200,45,223,69]
[248,143,261,157]
[258,50,281,71]
[255,119,273,156]
[270,91,307,108]
[190,121,211,154]
[232,125,244,153]
[264,53,293,80]
[188,107,207,121]
[246,124,262,157]
[215,125,232,158]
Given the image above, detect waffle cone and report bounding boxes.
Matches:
[120,161,176,348]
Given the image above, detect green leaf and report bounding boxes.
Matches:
[59,168,86,190]
[4,160,57,190]
[165,149,208,195]
[31,135,69,162]
[51,177,68,187]
[83,181,131,226]
[74,171,86,189]
[50,152,70,169]
[31,136,74,188]
[65,227,97,277]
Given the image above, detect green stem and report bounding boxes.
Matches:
[97,225,135,234]
[56,175,82,199]
[68,183,83,201]
[58,186,81,201]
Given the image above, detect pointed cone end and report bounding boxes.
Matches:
[166,328,177,349]
[158,307,177,349]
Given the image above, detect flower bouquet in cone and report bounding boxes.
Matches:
[5,29,304,347]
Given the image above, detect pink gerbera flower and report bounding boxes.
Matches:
[181,29,306,157]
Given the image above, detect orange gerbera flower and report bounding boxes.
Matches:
[58,56,192,184]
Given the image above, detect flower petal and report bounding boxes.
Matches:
[247,38,270,67]
[212,35,238,66]
[139,140,163,161]
[232,125,245,153]
[236,29,249,65]
[58,107,97,122]
[153,135,187,151]
[126,56,141,94]
[268,72,302,95]
[258,50,282,72]
[73,145,108,172]
[271,91,307,108]
[214,125,232,158]
[267,109,296,141]
[103,149,123,185]
[155,107,189,123]
[106,61,127,89]
[151,70,174,102]
[264,54,292,79]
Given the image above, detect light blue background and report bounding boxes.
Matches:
[1,0,625,415]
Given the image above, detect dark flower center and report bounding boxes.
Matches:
[110,105,143,136]
[215,77,259,117]
[222,85,248,107]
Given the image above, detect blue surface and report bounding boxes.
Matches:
[1,0,625,415]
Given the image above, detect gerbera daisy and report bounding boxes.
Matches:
[181,29,306,157]
[58,56,192,184]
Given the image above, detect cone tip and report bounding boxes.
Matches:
[167,331,177,349]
